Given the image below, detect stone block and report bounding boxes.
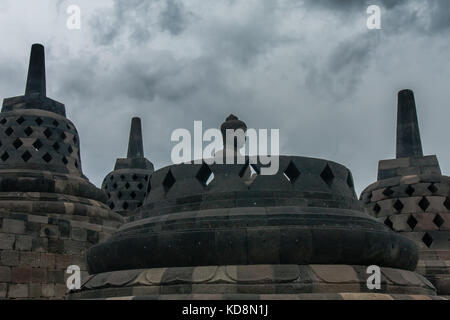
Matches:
[55,284,67,298]
[8,284,28,298]
[31,268,47,284]
[55,254,72,269]
[11,267,32,283]
[0,233,15,249]
[47,269,64,284]
[19,251,41,267]
[0,283,7,298]
[0,266,11,282]
[70,227,87,242]
[48,239,65,254]
[39,253,56,269]
[2,219,25,234]
[63,240,86,255]
[42,284,55,298]
[32,237,48,252]
[29,283,42,298]
[15,235,33,251]
[1,250,19,266]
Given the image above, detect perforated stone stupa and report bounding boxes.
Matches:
[69,115,440,300]
[360,90,450,296]
[0,44,123,299]
[102,117,154,216]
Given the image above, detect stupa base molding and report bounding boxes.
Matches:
[68,264,439,300]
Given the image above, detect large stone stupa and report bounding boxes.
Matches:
[69,115,439,300]
[0,44,123,299]
[360,90,450,296]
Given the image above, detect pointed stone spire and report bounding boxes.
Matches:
[25,44,46,96]
[127,117,144,158]
[396,89,423,158]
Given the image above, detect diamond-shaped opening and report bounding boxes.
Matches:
[125,182,130,189]
[144,175,149,181]
[162,170,176,193]
[428,183,438,194]
[60,132,66,140]
[43,128,52,138]
[383,187,394,197]
[373,203,381,215]
[42,153,52,163]
[74,160,79,168]
[0,118,6,125]
[109,202,115,209]
[35,117,43,126]
[137,202,143,208]
[73,136,78,145]
[283,161,300,184]
[53,120,59,127]
[16,116,25,125]
[1,151,9,161]
[33,139,43,150]
[24,127,33,136]
[112,183,118,189]
[21,151,32,162]
[239,162,259,186]
[418,196,430,212]
[384,217,393,230]
[393,199,404,212]
[320,164,335,187]
[120,175,125,180]
[130,191,137,199]
[118,191,122,199]
[4,127,13,136]
[405,185,415,196]
[132,174,138,181]
[107,192,111,199]
[407,215,418,230]
[67,145,73,154]
[444,197,450,211]
[66,124,71,130]
[422,233,434,248]
[122,202,129,210]
[137,183,144,190]
[346,172,354,188]
[433,214,444,228]
[13,138,23,149]
[62,156,68,165]
[52,142,60,151]
[196,163,214,187]
[110,175,114,181]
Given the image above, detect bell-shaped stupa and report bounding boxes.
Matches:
[101,117,154,216]
[69,114,438,300]
[360,90,450,296]
[0,44,123,299]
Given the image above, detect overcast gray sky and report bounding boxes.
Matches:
[0,0,449,195]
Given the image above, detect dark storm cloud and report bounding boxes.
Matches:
[159,0,189,35]
[1,0,450,195]
[91,0,190,45]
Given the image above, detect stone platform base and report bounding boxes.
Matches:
[68,264,440,300]
[416,250,450,296]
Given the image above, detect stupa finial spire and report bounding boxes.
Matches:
[127,117,144,158]
[25,43,46,96]
[396,89,423,158]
